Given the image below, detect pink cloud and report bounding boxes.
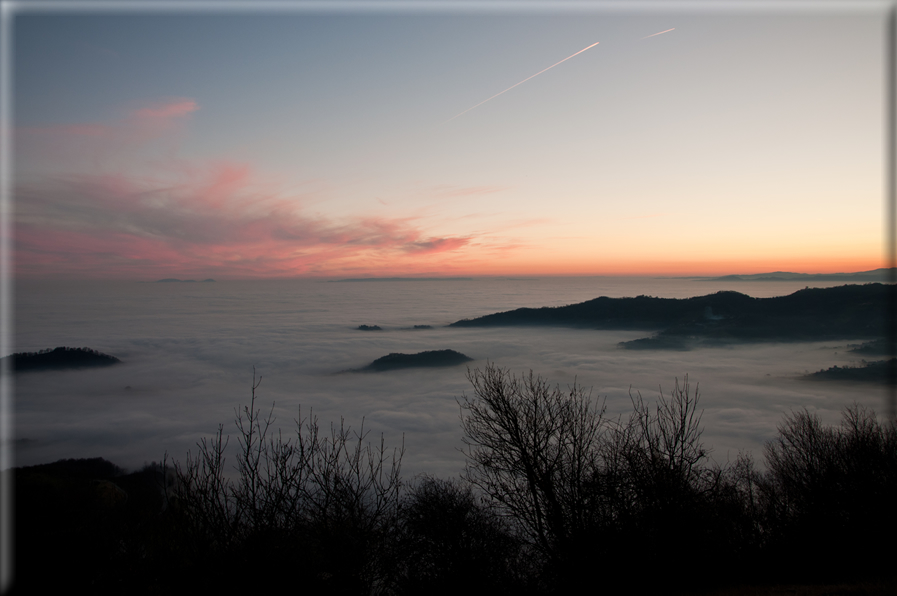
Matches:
[402,238,470,254]
[13,98,521,279]
[130,99,199,121]
[14,163,476,279]
[18,98,197,141]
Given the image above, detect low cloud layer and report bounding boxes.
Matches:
[13,278,888,479]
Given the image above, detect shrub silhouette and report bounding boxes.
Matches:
[171,370,404,594]
[597,379,767,589]
[759,404,897,583]
[395,477,530,595]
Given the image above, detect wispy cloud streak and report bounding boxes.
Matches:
[18,98,198,142]
[15,168,476,278]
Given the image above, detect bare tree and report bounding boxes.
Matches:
[458,363,608,562]
[607,375,712,511]
[172,369,404,593]
[173,422,238,550]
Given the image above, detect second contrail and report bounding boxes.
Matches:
[641,28,675,39]
[445,41,600,124]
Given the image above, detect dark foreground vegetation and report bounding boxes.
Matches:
[2,346,121,372]
[450,283,892,349]
[12,366,897,595]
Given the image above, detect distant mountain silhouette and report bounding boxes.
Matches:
[3,347,121,372]
[359,350,473,372]
[450,283,893,349]
[696,267,895,282]
[357,325,383,331]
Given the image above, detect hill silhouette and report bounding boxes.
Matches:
[450,283,892,348]
[3,346,121,372]
[805,358,897,383]
[360,349,473,372]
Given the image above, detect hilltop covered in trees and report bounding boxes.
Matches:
[359,349,473,372]
[3,346,121,372]
[805,358,897,383]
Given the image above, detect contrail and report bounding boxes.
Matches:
[445,41,600,124]
[641,28,675,40]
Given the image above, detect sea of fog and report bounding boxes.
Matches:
[10,276,889,478]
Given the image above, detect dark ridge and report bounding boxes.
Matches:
[451,283,892,346]
[14,457,126,479]
[357,325,382,331]
[412,325,433,329]
[617,336,695,351]
[3,346,121,372]
[848,338,889,355]
[451,290,756,329]
[804,358,897,383]
[361,349,472,372]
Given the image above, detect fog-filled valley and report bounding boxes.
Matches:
[11,277,891,478]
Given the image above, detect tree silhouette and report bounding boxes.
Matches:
[172,369,404,594]
[458,363,609,576]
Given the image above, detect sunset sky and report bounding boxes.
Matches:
[8,2,889,279]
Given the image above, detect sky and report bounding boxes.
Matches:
[7,2,891,279]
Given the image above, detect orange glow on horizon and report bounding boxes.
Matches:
[420,255,888,279]
[16,97,886,283]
